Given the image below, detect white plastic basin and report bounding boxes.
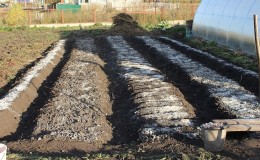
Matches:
[0,144,7,160]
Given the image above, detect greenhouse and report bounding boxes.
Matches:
[192,0,260,57]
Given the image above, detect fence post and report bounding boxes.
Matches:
[143,6,147,24]
[93,9,96,23]
[154,1,157,16]
[123,7,127,13]
[154,2,157,23]
[254,14,260,96]
[191,4,195,19]
[61,10,64,24]
[28,10,32,24]
[161,6,165,21]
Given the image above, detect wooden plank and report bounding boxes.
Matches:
[227,124,260,132]
[213,119,260,125]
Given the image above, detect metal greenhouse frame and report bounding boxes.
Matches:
[192,0,260,57]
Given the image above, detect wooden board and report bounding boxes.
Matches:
[213,119,260,125]
[213,119,260,132]
[227,124,260,132]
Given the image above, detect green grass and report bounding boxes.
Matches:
[185,38,257,72]
[8,153,80,160]
[7,152,167,160]
[7,147,224,160]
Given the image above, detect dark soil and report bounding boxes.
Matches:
[125,36,234,123]
[94,36,139,144]
[158,37,259,95]
[0,30,60,89]
[1,15,260,159]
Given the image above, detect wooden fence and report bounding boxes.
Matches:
[0,3,199,25]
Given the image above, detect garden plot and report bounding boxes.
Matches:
[0,40,65,111]
[0,40,66,137]
[159,37,257,79]
[32,38,112,143]
[2,34,260,158]
[158,37,258,94]
[107,36,197,141]
[139,36,260,119]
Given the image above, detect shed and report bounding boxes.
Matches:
[192,0,260,57]
[56,3,81,11]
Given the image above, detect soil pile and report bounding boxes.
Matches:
[108,13,148,36]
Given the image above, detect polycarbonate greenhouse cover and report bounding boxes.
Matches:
[192,0,260,57]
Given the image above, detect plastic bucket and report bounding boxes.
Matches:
[202,126,228,152]
[0,144,7,160]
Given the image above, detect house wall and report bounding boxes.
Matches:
[112,0,143,8]
[86,0,143,8]
[88,0,107,3]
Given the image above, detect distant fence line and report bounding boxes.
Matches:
[0,3,199,25]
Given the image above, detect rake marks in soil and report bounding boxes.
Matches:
[137,36,260,119]
[158,37,259,95]
[33,38,112,143]
[107,36,197,141]
[3,36,260,157]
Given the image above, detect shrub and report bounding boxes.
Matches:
[3,4,28,26]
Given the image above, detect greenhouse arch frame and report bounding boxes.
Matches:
[192,0,260,57]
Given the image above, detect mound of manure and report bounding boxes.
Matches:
[108,13,149,36]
